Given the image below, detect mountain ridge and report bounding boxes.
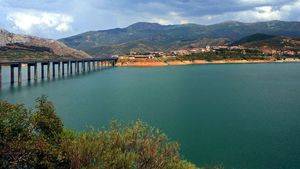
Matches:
[60,20,300,55]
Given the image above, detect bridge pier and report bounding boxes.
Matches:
[92,61,96,70]
[27,63,38,82]
[41,64,44,79]
[18,64,22,85]
[67,61,70,75]
[96,61,99,70]
[88,61,91,72]
[62,62,65,76]
[10,65,14,84]
[70,62,73,75]
[62,61,68,76]
[58,62,61,77]
[82,61,86,73]
[41,62,50,80]
[34,63,37,81]
[76,61,79,74]
[10,63,22,85]
[47,63,50,79]
[27,64,31,81]
[52,62,55,78]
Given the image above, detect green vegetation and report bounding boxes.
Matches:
[232,33,276,45]
[0,96,204,169]
[171,50,268,62]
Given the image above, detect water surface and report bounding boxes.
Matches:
[1,63,300,169]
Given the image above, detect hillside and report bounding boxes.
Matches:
[60,20,300,55]
[0,29,91,62]
[234,33,300,51]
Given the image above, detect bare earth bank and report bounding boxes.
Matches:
[116,58,300,67]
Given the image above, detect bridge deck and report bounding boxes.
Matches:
[0,57,118,65]
[0,57,118,88]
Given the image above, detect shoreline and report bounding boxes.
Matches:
[116,58,300,67]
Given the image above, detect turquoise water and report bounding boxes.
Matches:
[1,63,300,169]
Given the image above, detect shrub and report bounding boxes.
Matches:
[0,97,68,169]
[0,97,198,169]
[61,121,197,169]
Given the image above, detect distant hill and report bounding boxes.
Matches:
[232,33,276,45]
[60,20,300,55]
[0,29,90,62]
[233,33,300,51]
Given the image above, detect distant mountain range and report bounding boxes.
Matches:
[60,20,300,55]
[0,29,90,62]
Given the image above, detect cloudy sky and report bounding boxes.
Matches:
[0,0,299,39]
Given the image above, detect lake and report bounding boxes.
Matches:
[1,63,300,169]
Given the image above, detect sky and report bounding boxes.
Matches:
[0,0,299,39]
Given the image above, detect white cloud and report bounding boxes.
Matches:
[252,6,281,20]
[7,10,73,34]
[194,5,282,24]
[150,11,190,25]
[238,0,278,5]
[279,0,300,20]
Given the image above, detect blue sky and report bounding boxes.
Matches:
[0,0,299,39]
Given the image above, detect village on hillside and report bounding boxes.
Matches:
[119,45,300,60]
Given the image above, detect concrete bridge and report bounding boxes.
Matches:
[0,57,118,87]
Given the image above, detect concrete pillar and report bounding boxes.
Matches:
[76,62,79,74]
[67,62,70,75]
[82,62,86,72]
[27,64,31,81]
[70,62,73,75]
[58,63,61,77]
[62,63,65,76]
[10,65,14,84]
[75,62,78,74]
[47,64,50,79]
[41,64,45,79]
[93,61,96,70]
[18,64,22,85]
[52,63,56,78]
[88,61,91,72]
[34,64,37,81]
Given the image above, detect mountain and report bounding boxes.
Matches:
[60,20,300,55]
[232,33,276,45]
[0,29,90,62]
[233,33,300,51]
